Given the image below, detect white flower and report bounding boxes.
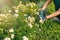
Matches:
[28,23,32,28]
[11,34,14,39]
[28,16,35,23]
[9,28,14,33]
[35,23,39,27]
[34,31,36,32]
[31,4,33,8]
[14,14,18,18]
[37,24,39,27]
[19,1,22,4]
[29,3,33,8]
[23,36,29,40]
[28,16,31,20]
[33,3,36,6]
[39,29,41,31]
[15,10,19,13]
[0,14,5,17]
[8,10,12,13]
[0,14,2,16]
[24,14,27,17]
[39,19,44,24]
[30,17,35,23]
[4,37,11,40]
[35,23,37,25]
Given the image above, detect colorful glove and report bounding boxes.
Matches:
[39,10,46,21]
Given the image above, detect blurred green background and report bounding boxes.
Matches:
[0,0,60,40]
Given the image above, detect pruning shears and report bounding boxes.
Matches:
[39,10,46,20]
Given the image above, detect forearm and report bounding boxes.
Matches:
[42,0,52,10]
[46,9,60,19]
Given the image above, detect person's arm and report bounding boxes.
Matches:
[46,8,60,19]
[41,0,52,10]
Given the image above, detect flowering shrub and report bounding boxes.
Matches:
[0,0,60,40]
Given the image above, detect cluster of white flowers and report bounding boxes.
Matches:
[27,16,35,28]
[0,1,42,40]
[0,14,5,17]
[12,1,27,12]
[4,37,11,40]
[35,23,39,27]
[4,28,15,40]
[0,13,18,25]
[19,1,22,4]
[0,14,11,25]
[28,23,32,28]
[8,10,12,13]
[11,34,15,39]
[28,16,35,23]
[39,19,44,24]
[15,10,19,13]
[39,29,41,31]
[13,14,18,18]
[23,36,29,40]
[24,14,27,17]
[9,28,14,33]
[24,16,36,28]
[0,13,13,19]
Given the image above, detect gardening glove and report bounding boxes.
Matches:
[39,10,46,23]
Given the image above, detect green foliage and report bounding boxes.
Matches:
[0,0,60,40]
